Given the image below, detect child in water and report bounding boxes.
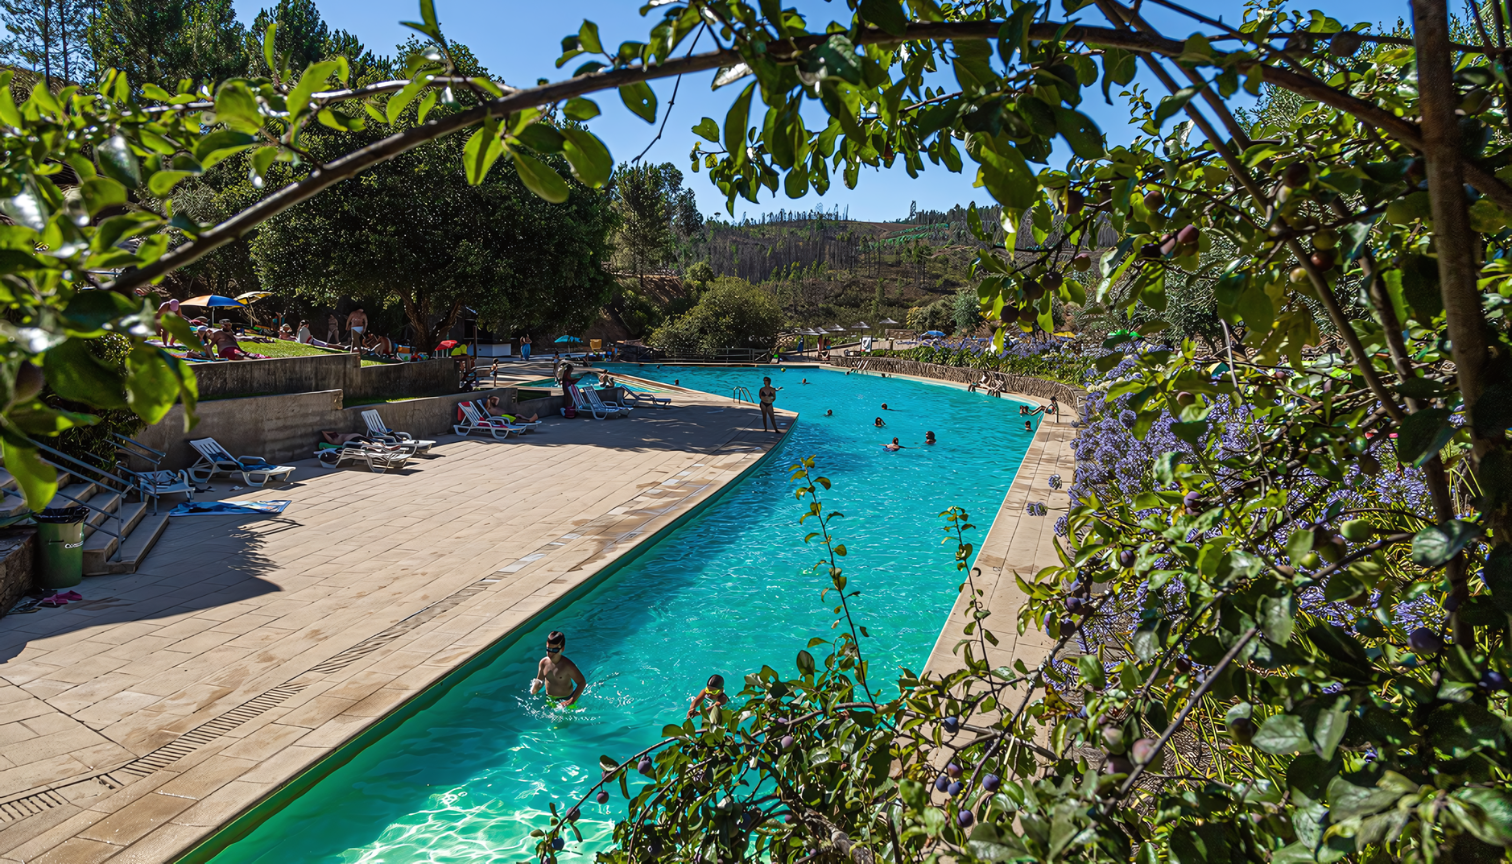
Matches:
[874,417,885,427]
[687,675,729,718]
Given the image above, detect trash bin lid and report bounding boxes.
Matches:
[34,506,88,523]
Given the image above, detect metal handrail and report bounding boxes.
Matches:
[113,433,167,466]
[27,445,127,562]
[732,386,753,404]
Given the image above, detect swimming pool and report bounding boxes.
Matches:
[514,374,663,391]
[201,366,1039,864]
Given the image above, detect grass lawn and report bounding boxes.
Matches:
[240,340,390,366]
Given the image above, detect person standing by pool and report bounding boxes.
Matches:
[326,312,340,345]
[557,361,580,399]
[530,631,586,707]
[346,308,368,353]
[758,376,780,433]
[156,297,180,346]
[521,333,532,361]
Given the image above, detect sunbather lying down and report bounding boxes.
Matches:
[481,396,539,423]
[318,432,405,452]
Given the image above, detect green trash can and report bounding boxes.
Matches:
[34,506,87,589]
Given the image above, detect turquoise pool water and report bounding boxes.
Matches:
[206,366,1040,864]
[515,374,661,391]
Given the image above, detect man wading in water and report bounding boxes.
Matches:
[530,631,586,707]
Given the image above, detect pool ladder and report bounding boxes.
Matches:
[732,386,753,404]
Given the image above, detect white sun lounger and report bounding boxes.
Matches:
[455,402,526,439]
[362,409,436,453]
[315,442,409,472]
[588,388,634,416]
[579,387,630,418]
[621,389,672,408]
[188,438,295,487]
[568,385,618,419]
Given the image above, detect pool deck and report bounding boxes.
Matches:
[0,383,793,863]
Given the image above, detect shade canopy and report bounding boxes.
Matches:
[181,295,245,307]
[923,330,947,337]
[852,322,871,330]
[880,317,900,325]
[234,291,275,303]
[554,334,583,343]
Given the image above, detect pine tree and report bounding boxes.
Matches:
[1,0,92,85]
[245,0,326,78]
[88,0,244,90]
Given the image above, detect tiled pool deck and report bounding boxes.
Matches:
[0,383,792,863]
[0,368,1074,863]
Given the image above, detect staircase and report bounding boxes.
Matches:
[0,467,171,576]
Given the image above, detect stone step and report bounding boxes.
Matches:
[80,491,124,540]
[85,510,169,576]
[46,481,97,511]
[81,501,150,575]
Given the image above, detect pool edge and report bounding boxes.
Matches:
[171,414,801,864]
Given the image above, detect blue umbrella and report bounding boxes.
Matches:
[554,335,582,344]
[181,294,246,324]
[923,330,947,338]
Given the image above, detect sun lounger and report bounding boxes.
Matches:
[454,402,526,439]
[361,410,436,453]
[620,389,672,408]
[188,438,295,487]
[583,387,632,417]
[567,385,616,420]
[315,442,409,472]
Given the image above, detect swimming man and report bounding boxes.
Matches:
[530,631,586,707]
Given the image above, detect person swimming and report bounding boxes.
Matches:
[881,403,888,410]
[687,674,729,718]
[874,417,885,427]
[530,631,586,707]
[1024,420,1033,431]
[885,437,902,451]
[802,378,808,384]
[826,409,833,416]
[925,431,936,445]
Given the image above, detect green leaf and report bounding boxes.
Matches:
[383,73,431,125]
[692,117,720,142]
[0,439,56,511]
[578,20,603,54]
[951,38,995,94]
[1152,86,1200,130]
[96,135,143,188]
[1258,592,1294,644]
[859,0,908,36]
[214,80,263,134]
[725,83,755,166]
[262,21,278,76]
[1428,701,1501,758]
[416,91,439,124]
[79,178,126,215]
[511,148,570,202]
[796,649,815,675]
[125,344,185,425]
[1396,407,1455,467]
[147,170,193,198]
[515,123,566,153]
[997,3,1037,67]
[193,130,257,170]
[1254,713,1308,755]
[1307,696,1350,761]
[1236,285,1274,332]
[560,128,611,188]
[1052,106,1105,159]
[462,120,505,185]
[563,97,600,121]
[61,290,138,336]
[250,146,278,187]
[803,35,862,85]
[43,338,127,409]
[619,81,657,123]
[1411,519,1481,568]
[1075,653,1105,691]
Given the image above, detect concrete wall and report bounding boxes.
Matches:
[828,356,1087,408]
[0,529,35,615]
[193,354,459,402]
[134,387,524,470]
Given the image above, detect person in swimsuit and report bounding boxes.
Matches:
[687,674,729,718]
[758,377,779,433]
[530,631,586,706]
[326,313,341,345]
[1024,419,1033,432]
[874,417,885,428]
[925,431,936,445]
[521,333,532,360]
[156,298,180,346]
[346,308,368,353]
[885,437,902,451]
[209,321,246,359]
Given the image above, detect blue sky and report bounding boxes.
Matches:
[240,0,1407,222]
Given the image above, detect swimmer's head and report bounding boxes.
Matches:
[546,631,566,653]
[881,403,888,410]
[826,409,833,416]
[706,674,724,691]
[926,431,936,441]
[892,437,899,444]
[1024,420,1032,430]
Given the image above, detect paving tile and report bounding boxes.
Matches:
[76,791,194,845]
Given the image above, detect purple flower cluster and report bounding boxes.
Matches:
[1025,502,1048,516]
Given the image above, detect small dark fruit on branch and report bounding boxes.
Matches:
[1119,549,1136,568]
[947,780,964,796]
[1228,717,1256,746]
[1024,278,1045,300]
[1480,670,1509,691]
[1065,596,1088,615]
[1182,491,1204,511]
[552,838,566,850]
[1406,158,1425,182]
[567,807,580,822]
[1067,189,1085,213]
[13,361,42,405]
[1175,391,1195,408]
[1100,726,1125,753]
[1042,271,1063,290]
[597,790,611,804]
[1172,655,1193,675]
[1176,225,1200,246]
[1310,249,1336,270]
[1409,628,1444,654]
[1103,753,1134,775]
[1358,453,1381,476]
[1159,234,1178,257]
[780,735,795,750]
[638,758,654,776]
[1131,738,1163,770]
[943,716,961,733]
[1144,190,1166,210]
[1018,305,1037,324]
[1282,162,1310,188]
[1072,252,1093,272]
[1140,242,1162,259]
[946,762,963,778]
[958,810,976,828]
[983,773,1002,792]
[934,775,951,793]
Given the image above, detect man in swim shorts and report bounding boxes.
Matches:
[346,307,368,353]
[758,377,779,433]
[531,631,586,707]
